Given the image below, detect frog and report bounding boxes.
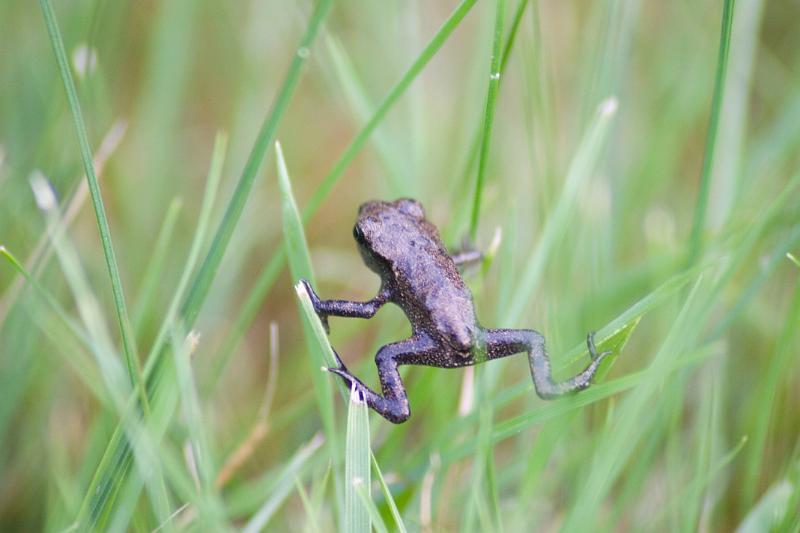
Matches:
[300,198,612,423]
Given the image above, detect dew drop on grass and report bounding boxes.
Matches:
[490,71,500,80]
[297,46,310,59]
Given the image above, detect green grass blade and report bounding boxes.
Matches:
[303,0,479,220]
[561,275,710,530]
[294,476,322,533]
[503,97,618,324]
[203,248,285,395]
[468,0,506,240]
[241,434,325,533]
[449,0,530,237]
[0,120,127,328]
[39,0,147,413]
[142,132,227,376]
[29,175,129,406]
[31,175,174,528]
[468,9,514,501]
[737,477,796,533]
[76,0,330,522]
[323,35,407,196]
[0,246,109,406]
[294,284,347,398]
[277,141,340,442]
[276,140,350,524]
[169,327,227,530]
[741,280,800,506]
[77,132,226,530]
[276,141,315,284]
[178,0,332,327]
[132,198,183,337]
[354,482,387,533]
[670,435,748,527]
[687,0,736,264]
[371,453,407,533]
[344,386,371,533]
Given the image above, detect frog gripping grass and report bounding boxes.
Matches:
[301,198,611,423]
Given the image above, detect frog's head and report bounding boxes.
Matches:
[357,198,425,220]
[354,198,427,273]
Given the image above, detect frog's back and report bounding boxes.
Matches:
[388,219,478,351]
[356,199,478,351]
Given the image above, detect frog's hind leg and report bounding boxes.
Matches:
[484,329,612,399]
[326,335,438,424]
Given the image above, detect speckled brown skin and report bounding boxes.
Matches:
[300,198,611,424]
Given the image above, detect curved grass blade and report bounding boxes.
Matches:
[293,475,322,533]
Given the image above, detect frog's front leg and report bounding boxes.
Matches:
[326,334,437,424]
[484,329,612,399]
[299,279,389,333]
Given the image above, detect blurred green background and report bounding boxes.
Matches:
[1,0,799,530]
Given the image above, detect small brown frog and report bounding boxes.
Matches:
[300,198,611,423]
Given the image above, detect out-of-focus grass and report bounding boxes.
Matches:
[1,0,800,531]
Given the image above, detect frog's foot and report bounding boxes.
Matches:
[586,331,613,362]
[324,340,421,424]
[299,278,330,333]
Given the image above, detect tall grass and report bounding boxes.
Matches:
[1,0,799,531]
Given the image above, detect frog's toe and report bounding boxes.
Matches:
[325,366,356,387]
[330,347,346,368]
[299,279,329,329]
[586,331,613,361]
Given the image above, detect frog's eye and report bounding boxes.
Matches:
[395,198,425,219]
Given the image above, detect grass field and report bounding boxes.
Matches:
[1,0,799,531]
